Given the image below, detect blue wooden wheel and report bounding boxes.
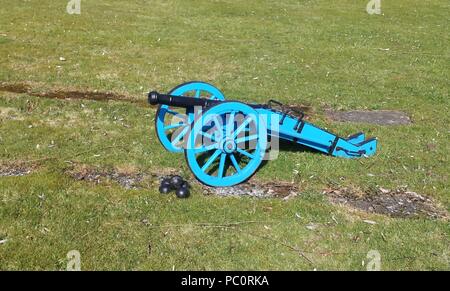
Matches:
[155,81,225,153]
[185,102,267,187]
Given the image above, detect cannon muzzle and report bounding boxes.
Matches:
[148,91,160,105]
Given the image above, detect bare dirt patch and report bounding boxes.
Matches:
[0,83,31,94]
[65,164,162,190]
[0,82,145,106]
[267,101,314,121]
[326,109,411,125]
[202,180,299,199]
[324,186,448,219]
[286,104,315,121]
[0,163,34,177]
[0,107,23,121]
[65,164,299,198]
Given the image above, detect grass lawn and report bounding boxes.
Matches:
[0,0,449,270]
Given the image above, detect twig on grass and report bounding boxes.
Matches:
[146,220,264,229]
[246,232,315,267]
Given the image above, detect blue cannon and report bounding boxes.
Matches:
[148,81,377,187]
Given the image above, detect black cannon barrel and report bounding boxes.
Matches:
[148,91,222,108]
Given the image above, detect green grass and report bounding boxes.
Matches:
[0,0,449,270]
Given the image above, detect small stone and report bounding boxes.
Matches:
[282,191,298,201]
[379,187,390,194]
[363,220,377,225]
[426,143,437,151]
[306,223,319,231]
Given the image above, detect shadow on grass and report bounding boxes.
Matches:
[257,138,323,172]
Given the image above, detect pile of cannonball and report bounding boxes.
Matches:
[159,175,190,198]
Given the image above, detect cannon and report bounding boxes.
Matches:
[148,81,377,187]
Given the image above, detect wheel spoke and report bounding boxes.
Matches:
[201,149,222,172]
[229,154,241,174]
[165,109,182,116]
[236,148,255,159]
[164,123,185,131]
[193,143,219,153]
[171,126,189,146]
[233,116,253,138]
[226,112,235,138]
[235,134,258,144]
[195,90,201,98]
[217,153,226,178]
[212,115,223,139]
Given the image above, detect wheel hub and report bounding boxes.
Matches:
[222,139,237,153]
